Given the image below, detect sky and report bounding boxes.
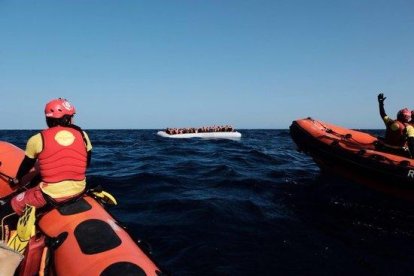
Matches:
[1,0,413,129]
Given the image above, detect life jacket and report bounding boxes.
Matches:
[384,120,408,147]
[38,126,87,183]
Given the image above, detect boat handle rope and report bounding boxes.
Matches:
[311,118,376,146]
[310,118,412,167]
[0,171,13,181]
[324,135,366,150]
[0,161,14,181]
[327,136,397,165]
[312,120,350,141]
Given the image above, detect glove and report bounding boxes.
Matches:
[8,178,19,187]
[378,93,386,104]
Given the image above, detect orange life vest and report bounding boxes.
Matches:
[384,120,408,147]
[38,126,87,183]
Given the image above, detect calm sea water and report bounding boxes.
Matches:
[2,129,414,275]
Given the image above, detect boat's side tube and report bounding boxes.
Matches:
[38,196,162,276]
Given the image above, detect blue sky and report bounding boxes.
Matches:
[1,0,413,129]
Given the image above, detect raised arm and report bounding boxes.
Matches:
[378,93,387,119]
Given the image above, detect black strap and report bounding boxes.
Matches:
[41,190,85,210]
[68,124,89,149]
[16,156,37,180]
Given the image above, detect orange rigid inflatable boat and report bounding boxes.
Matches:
[290,118,414,201]
[0,141,163,275]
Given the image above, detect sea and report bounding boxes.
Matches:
[2,129,414,276]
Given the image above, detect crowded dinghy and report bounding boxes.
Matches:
[158,125,241,139]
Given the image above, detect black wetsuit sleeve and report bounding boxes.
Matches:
[16,156,37,180]
[379,101,387,119]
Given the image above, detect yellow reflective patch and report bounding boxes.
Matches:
[40,180,86,198]
[7,205,36,254]
[407,125,414,137]
[390,122,400,131]
[54,130,75,146]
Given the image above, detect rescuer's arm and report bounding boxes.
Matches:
[378,93,387,119]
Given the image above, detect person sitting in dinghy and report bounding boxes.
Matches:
[377,93,414,158]
[2,98,92,217]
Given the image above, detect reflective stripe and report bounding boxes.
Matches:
[384,120,407,147]
[40,180,86,198]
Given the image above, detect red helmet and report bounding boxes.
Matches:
[397,108,411,123]
[44,98,76,118]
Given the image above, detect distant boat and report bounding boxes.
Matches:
[157,130,242,139]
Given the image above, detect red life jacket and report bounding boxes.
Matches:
[38,126,87,183]
[384,120,408,147]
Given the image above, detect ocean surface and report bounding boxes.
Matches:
[2,129,414,275]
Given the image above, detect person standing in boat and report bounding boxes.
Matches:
[5,98,92,216]
[377,93,414,157]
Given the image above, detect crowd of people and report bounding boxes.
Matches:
[165,125,235,135]
[377,93,414,158]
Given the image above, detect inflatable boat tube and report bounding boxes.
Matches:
[0,141,37,199]
[37,195,162,275]
[0,141,163,275]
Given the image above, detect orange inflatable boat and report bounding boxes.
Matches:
[0,141,38,199]
[0,141,163,275]
[290,118,414,201]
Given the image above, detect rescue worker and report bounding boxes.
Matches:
[377,93,414,157]
[0,98,92,272]
[8,98,92,216]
